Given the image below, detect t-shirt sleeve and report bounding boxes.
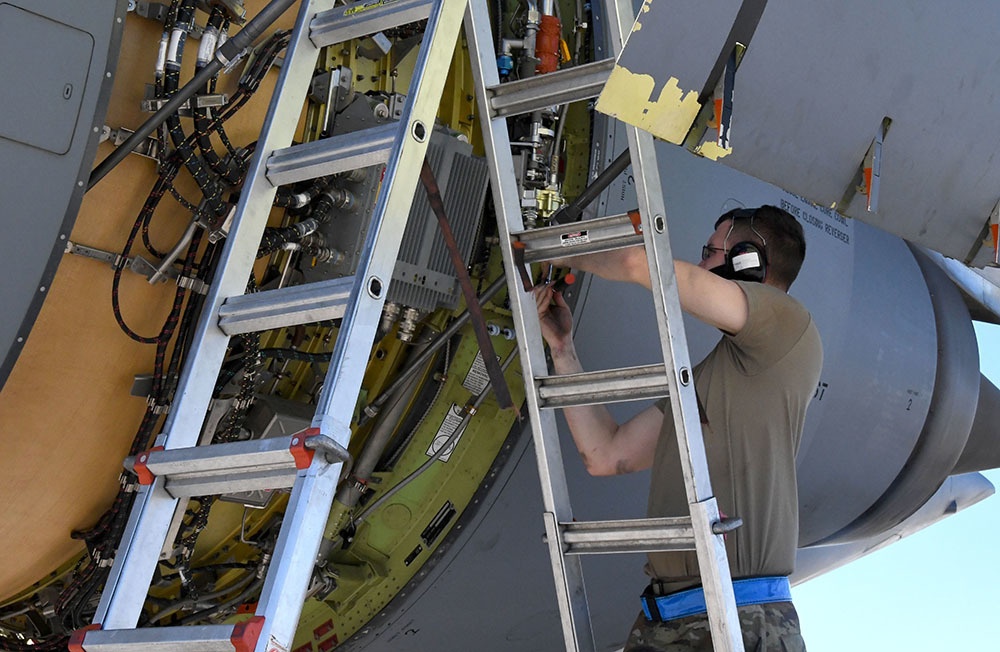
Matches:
[727,282,812,375]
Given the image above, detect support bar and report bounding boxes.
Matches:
[487,58,614,117]
[310,0,435,47]
[218,276,355,334]
[266,123,397,186]
[560,517,696,555]
[536,364,669,408]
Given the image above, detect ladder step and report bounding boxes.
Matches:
[486,57,615,117]
[69,625,256,652]
[129,433,345,498]
[266,122,397,187]
[311,0,435,48]
[512,211,643,264]
[217,276,355,335]
[536,364,669,408]
[559,517,695,555]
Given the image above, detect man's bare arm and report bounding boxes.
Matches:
[558,247,749,335]
[535,284,662,476]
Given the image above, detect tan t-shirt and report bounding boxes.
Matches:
[649,281,823,592]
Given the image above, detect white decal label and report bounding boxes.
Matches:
[462,353,492,395]
[426,404,468,462]
[560,230,590,246]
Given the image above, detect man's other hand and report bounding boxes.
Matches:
[534,283,573,356]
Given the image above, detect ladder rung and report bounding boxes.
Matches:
[536,364,668,408]
[486,57,614,117]
[131,435,309,498]
[266,123,397,187]
[512,211,643,263]
[310,0,435,48]
[73,623,249,651]
[559,517,695,555]
[218,276,355,335]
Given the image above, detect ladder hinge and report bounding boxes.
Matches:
[68,623,101,652]
[134,446,166,485]
[231,615,266,652]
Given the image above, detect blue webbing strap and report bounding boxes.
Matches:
[641,576,792,622]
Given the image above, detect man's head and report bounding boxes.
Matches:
[698,205,806,290]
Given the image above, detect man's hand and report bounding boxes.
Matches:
[534,283,574,357]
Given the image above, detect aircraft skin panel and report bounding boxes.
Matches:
[727,0,1000,259]
[791,472,996,584]
[955,375,1000,475]
[612,0,1000,262]
[819,243,979,544]
[0,0,128,388]
[595,0,740,144]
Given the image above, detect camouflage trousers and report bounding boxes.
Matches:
[623,601,806,651]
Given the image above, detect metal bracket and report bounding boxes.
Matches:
[141,92,229,116]
[100,125,161,160]
[130,2,206,38]
[839,116,892,213]
[64,241,209,294]
[129,1,248,35]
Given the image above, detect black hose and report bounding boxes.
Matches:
[193,6,241,183]
[88,0,297,189]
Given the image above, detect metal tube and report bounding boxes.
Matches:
[149,217,201,284]
[357,274,507,425]
[552,148,630,223]
[353,350,518,524]
[336,348,427,509]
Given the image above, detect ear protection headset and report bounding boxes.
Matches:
[715,208,768,283]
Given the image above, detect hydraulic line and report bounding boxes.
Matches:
[193,6,242,184]
[88,0,297,189]
[162,0,226,218]
[357,274,508,426]
[337,340,434,510]
[352,350,518,526]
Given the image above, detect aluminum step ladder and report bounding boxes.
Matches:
[464,0,746,649]
[71,0,469,650]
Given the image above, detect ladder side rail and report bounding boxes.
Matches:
[604,0,713,509]
[251,456,343,652]
[310,0,468,434]
[624,126,745,651]
[92,481,180,629]
[94,3,332,629]
[606,1,743,649]
[464,4,596,651]
[161,0,333,451]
